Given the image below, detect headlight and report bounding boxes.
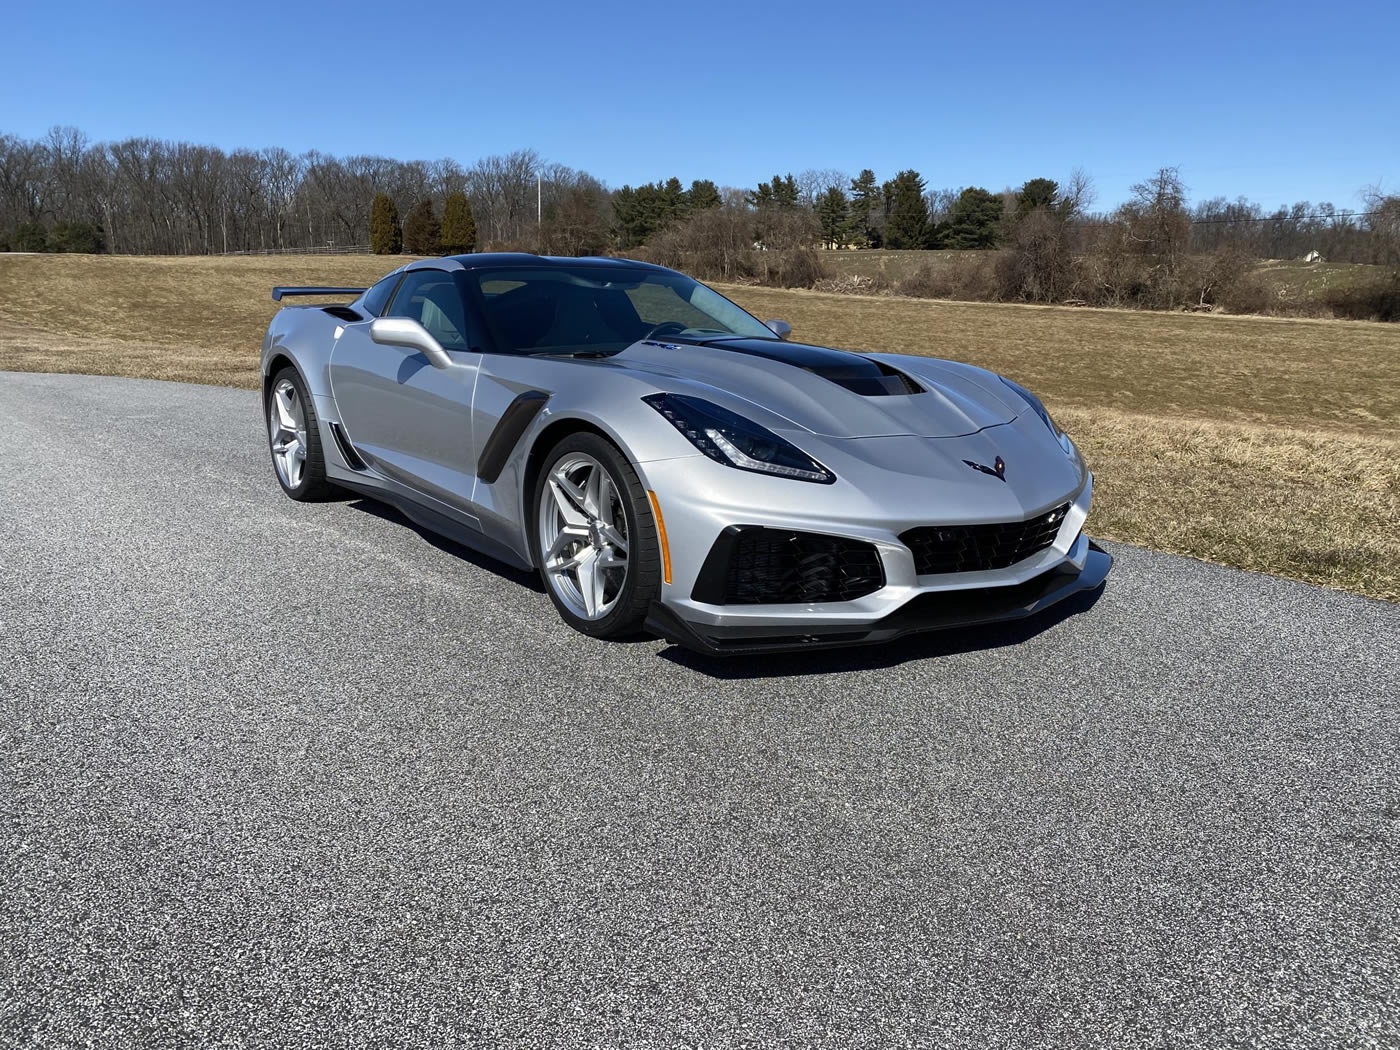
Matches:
[999,376,1076,457]
[642,393,835,484]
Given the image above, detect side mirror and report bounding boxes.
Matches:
[765,318,792,340]
[369,317,455,370]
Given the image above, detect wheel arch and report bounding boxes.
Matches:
[522,415,634,516]
[519,414,655,557]
[263,352,300,405]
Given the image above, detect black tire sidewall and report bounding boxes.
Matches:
[266,365,332,501]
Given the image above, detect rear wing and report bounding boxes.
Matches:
[271,286,367,302]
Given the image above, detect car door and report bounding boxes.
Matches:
[328,269,484,516]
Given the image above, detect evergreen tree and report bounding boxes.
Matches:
[848,169,880,246]
[816,186,849,248]
[688,179,721,212]
[749,173,799,209]
[883,170,928,249]
[440,191,477,254]
[612,185,641,247]
[613,178,704,247]
[403,198,441,256]
[662,177,687,223]
[612,182,666,248]
[370,193,402,254]
[774,173,799,208]
[1015,178,1060,220]
[944,187,1004,249]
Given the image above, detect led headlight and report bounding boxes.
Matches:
[642,393,835,484]
[999,376,1076,457]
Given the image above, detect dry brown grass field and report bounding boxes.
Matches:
[2,253,1396,601]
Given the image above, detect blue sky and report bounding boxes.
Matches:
[5,0,1396,211]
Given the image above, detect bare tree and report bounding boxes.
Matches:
[1059,166,1095,218]
[1122,166,1190,275]
[1363,186,1400,266]
[467,149,543,246]
[795,168,847,208]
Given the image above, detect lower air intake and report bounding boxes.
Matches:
[900,502,1071,575]
[693,527,885,605]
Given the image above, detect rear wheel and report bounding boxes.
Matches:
[266,366,335,501]
[533,433,660,639]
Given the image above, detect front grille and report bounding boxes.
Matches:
[901,502,1070,575]
[692,527,885,605]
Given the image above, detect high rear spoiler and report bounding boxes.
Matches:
[272,286,368,302]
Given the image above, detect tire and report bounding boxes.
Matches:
[532,431,661,639]
[266,365,336,502]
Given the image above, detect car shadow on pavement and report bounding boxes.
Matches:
[345,498,545,593]
[656,585,1106,679]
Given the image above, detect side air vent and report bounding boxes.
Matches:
[328,421,369,471]
[323,305,364,322]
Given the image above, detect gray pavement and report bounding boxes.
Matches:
[1,371,1397,1049]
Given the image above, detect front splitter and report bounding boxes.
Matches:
[645,542,1114,656]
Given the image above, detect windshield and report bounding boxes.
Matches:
[466,265,775,355]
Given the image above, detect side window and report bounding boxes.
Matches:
[361,274,400,317]
[385,270,475,351]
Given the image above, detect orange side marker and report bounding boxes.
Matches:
[647,490,673,585]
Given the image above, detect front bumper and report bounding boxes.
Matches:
[646,541,1112,655]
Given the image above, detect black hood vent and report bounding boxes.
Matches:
[695,337,923,396]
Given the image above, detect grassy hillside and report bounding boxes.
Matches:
[816,249,1396,316]
[1251,258,1395,309]
[817,249,1000,284]
[1,253,1396,600]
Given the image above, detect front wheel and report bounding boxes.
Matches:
[533,433,661,639]
[266,366,335,501]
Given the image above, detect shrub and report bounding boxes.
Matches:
[1215,275,1272,315]
[1324,273,1400,321]
[12,222,47,252]
[896,264,952,299]
[754,248,827,289]
[49,221,105,253]
[1179,244,1257,310]
[996,207,1073,302]
[897,256,1000,301]
[638,206,758,282]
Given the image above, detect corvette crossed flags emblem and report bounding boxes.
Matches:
[963,455,1007,482]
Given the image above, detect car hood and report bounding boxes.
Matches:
[605,337,1021,439]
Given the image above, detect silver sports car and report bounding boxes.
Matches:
[261,254,1111,653]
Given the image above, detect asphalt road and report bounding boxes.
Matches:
[2,372,1397,1049]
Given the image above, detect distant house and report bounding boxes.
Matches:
[1303,249,1324,263]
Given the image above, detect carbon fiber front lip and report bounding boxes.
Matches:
[646,542,1113,656]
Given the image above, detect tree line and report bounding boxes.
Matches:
[3,125,1395,267]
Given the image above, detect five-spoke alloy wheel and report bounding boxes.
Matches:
[268,377,309,490]
[534,433,660,638]
[266,366,333,501]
